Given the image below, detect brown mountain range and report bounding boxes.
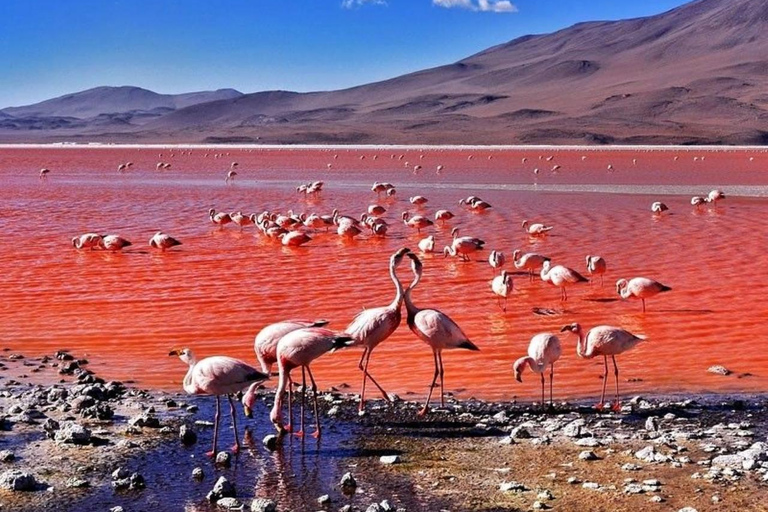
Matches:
[2,0,768,145]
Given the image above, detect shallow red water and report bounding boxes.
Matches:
[1,145,767,402]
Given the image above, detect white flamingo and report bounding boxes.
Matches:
[491,270,513,312]
[616,277,672,312]
[513,333,562,408]
[540,261,589,301]
[585,255,607,286]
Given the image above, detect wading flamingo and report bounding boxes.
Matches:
[443,227,485,261]
[404,253,480,415]
[169,347,268,456]
[209,208,232,227]
[149,231,182,251]
[434,210,454,224]
[230,211,254,230]
[491,270,513,312]
[522,220,553,236]
[616,277,672,312]
[346,248,410,411]
[513,250,551,282]
[410,196,429,206]
[560,323,644,411]
[72,233,103,250]
[254,319,330,376]
[691,196,707,208]
[651,202,669,214]
[489,250,505,274]
[39,168,50,180]
[368,205,386,217]
[99,235,132,251]
[225,170,237,184]
[279,232,312,247]
[402,212,434,234]
[585,255,607,286]
[270,328,354,437]
[540,261,589,301]
[707,189,725,204]
[513,333,562,408]
[418,235,435,253]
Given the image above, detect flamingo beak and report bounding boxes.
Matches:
[243,405,253,419]
[168,349,180,356]
[515,373,522,383]
[559,325,571,333]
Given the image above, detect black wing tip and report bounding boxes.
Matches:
[459,340,480,351]
[247,371,269,382]
[660,285,672,292]
[313,319,331,327]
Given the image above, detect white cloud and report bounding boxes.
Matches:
[342,0,388,8]
[433,0,517,13]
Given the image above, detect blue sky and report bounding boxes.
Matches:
[0,0,689,108]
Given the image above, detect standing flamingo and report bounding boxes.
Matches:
[410,196,429,206]
[691,196,707,208]
[270,328,354,437]
[254,319,330,376]
[491,270,513,312]
[443,227,485,261]
[707,189,725,205]
[540,261,589,301]
[418,235,435,253]
[513,333,562,408]
[169,348,268,456]
[513,250,551,282]
[616,277,672,312]
[39,168,51,180]
[225,170,237,184]
[522,220,553,236]
[149,231,182,251]
[346,248,410,411]
[209,208,232,227]
[402,212,434,234]
[560,323,645,411]
[489,250,505,274]
[72,233,103,250]
[403,253,480,415]
[585,255,607,286]
[434,210,454,224]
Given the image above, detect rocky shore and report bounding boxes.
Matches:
[1,351,766,512]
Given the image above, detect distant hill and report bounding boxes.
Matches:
[2,0,768,145]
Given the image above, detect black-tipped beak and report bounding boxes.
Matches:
[515,375,522,383]
[168,349,179,356]
[560,325,570,332]
[243,405,253,419]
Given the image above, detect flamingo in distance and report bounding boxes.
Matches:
[270,328,354,437]
[540,260,589,301]
[225,170,237,183]
[72,233,103,250]
[616,277,672,312]
[402,212,434,234]
[444,227,485,261]
[489,250,505,274]
[404,253,480,415]
[149,231,182,251]
[691,196,707,208]
[99,235,132,251]
[513,250,551,282]
[169,347,268,456]
[707,189,726,204]
[418,235,435,253]
[434,210,454,224]
[585,255,607,286]
[651,202,669,214]
[279,232,312,247]
[409,196,429,206]
[39,168,50,180]
[560,323,645,411]
[491,270,513,312]
[345,248,410,411]
[209,208,232,227]
[513,333,562,408]
[522,220,554,236]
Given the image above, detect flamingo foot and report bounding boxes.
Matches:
[311,430,321,439]
[205,450,217,458]
[231,444,240,454]
[283,423,292,433]
[594,403,604,411]
[293,430,305,438]
[611,401,622,412]
[358,402,365,413]
[417,407,429,417]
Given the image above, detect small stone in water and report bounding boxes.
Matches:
[192,467,204,480]
[215,451,232,467]
[380,455,401,464]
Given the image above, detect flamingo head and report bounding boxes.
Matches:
[512,249,520,261]
[71,237,79,247]
[615,279,628,294]
[521,220,529,229]
[512,358,526,383]
[541,260,551,272]
[450,227,459,239]
[407,252,423,276]
[168,347,194,365]
[242,382,259,419]
[208,208,215,217]
[401,211,409,222]
[560,323,581,335]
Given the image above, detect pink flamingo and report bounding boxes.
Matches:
[230,211,254,230]
[540,261,589,301]
[39,168,51,180]
[443,227,485,261]
[560,323,645,411]
[616,277,672,312]
[368,205,386,216]
[254,319,330,376]
[402,212,434,234]
[434,209,454,224]
[169,347,268,456]
[99,235,132,251]
[409,196,429,206]
[491,270,513,312]
[513,250,551,282]
[418,235,435,253]
[209,208,232,227]
[404,253,480,415]
[489,250,505,274]
[707,189,725,204]
[651,202,669,214]
[279,232,312,247]
[585,255,607,286]
[522,220,553,236]
[149,231,182,251]
[513,333,562,408]
[691,196,707,208]
[72,233,103,250]
[270,328,354,437]
[346,248,410,411]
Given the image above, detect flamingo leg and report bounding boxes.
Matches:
[419,351,440,416]
[611,356,621,411]
[228,395,240,453]
[305,366,321,438]
[207,395,221,457]
[600,274,604,287]
[358,348,369,411]
[295,367,306,437]
[503,296,507,313]
[540,372,545,410]
[438,351,446,408]
[642,299,646,313]
[598,355,608,410]
[362,349,391,404]
[549,363,555,408]
[285,375,294,433]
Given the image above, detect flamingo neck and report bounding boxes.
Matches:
[270,363,290,427]
[574,327,587,358]
[182,357,197,394]
[404,271,422,317]
[389,261,405,309]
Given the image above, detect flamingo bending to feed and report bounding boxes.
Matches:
[434,210,454,224]
[418,235,435,253]
[254,319,330,376]
[443,227,485,261]
[149,231,182,251]
[585,255,607,286]
[270,328,354,437]
[489,250,505,274]
[279,231,312,247]
[560,323,645,411]
[491,270,513,312]
[513,250,551,282]
[513,333,562,408]
[368,205,386,217]
[707,189,725,204]
[169,347,268,456]
[209,208,232,227]
[72,233,103,250]
[402,212,434,234]
[225,170,237,183]
[404,253,480,415]
[230,211,254,229]
[540,261,589,301]
[691,196,707,208]
[616,277,671,312]
[459,197,492,211]
[410,196,428,206]
[99,235,132,251]
[39,168,51,179]
[522,220,553,236]
[651,202,669,214]
[346,248,410,411]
